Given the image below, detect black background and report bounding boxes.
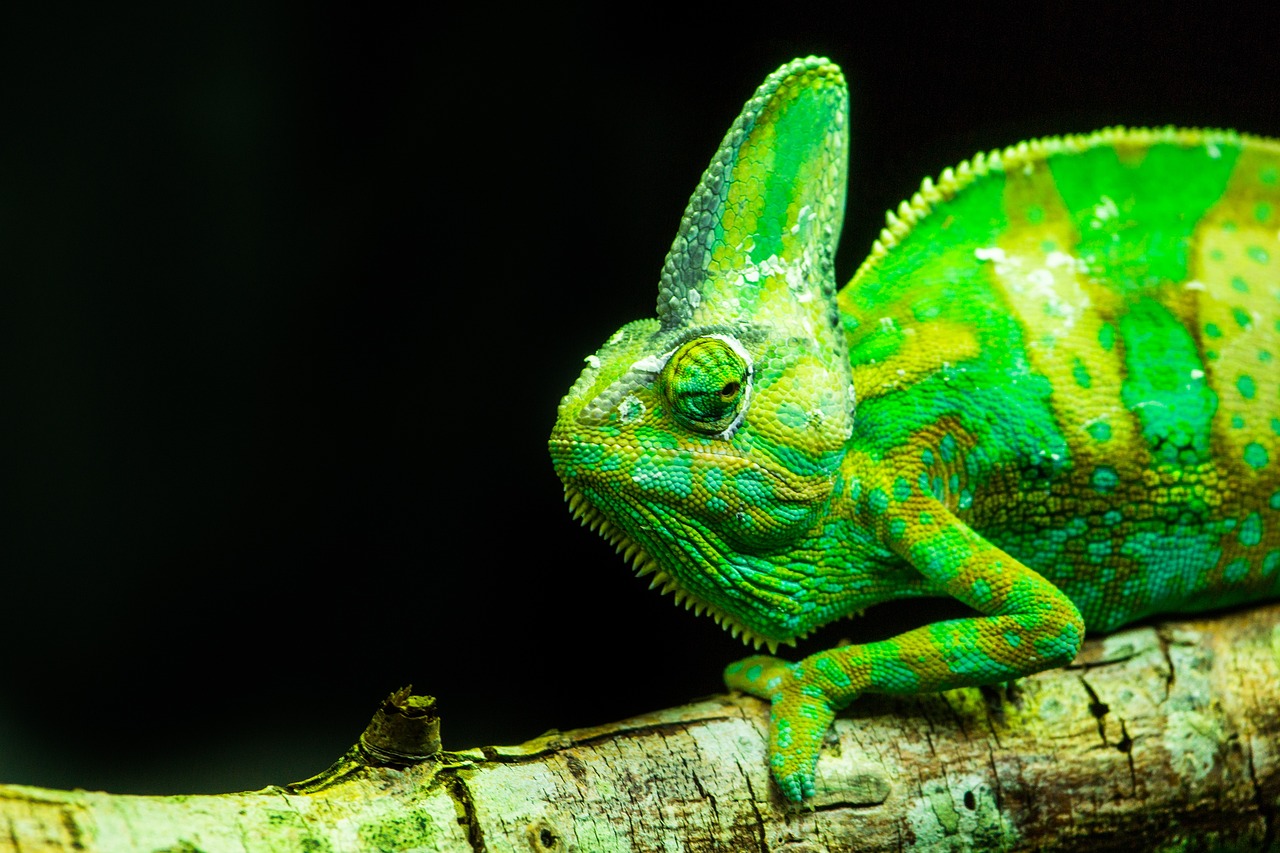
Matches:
[2,4,1278,793]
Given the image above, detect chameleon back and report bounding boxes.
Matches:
[843,129,1280,631]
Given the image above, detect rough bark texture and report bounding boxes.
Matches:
[2,603,1278,852]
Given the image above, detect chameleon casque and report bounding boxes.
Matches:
[548,56,1280,801]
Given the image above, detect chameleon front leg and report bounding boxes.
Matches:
[726,501,1085,802]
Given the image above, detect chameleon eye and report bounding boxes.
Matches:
[662,335,752,436]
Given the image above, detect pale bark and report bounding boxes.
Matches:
[2,603,1278,852]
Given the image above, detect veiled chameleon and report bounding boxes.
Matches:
[549,56,1280,800]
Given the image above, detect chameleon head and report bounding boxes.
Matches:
[549,57,856,648]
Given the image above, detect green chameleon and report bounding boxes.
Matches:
[548,56,1280,802]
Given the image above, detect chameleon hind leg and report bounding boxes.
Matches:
[726,500,1085,802]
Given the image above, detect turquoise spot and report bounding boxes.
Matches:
[893,477,912,502]
[1086,421,1112,442]
[1098,323,1115,351]
[1248,246,1271,264]
[939,433,957,463]
[871,657,922,691]
[959,488,973,509]
[1270,490,1280,510]
[919,511,934,526]
[1232,275,1250,293]
[704,468,724,493]
[910,528,971,579]
[1091,466,1119,494]
[707,496,729,513]
[1224,558,1250,584]
[1259,202,1275,222]
[1264,551,1280,577]
[1204,323,1222,339]
[1240,513,1263,547]
[1234,307,1253,329]
[814,656,852,689]
[1272,418,1280,436]
[1244,442,1270,470]
[753,434,845,479]
[1072,358,1092,389]
[777,401,809,429]
[1034,619,1081,661]
[889,518,907,539]
[1232,415,1245,429]
[1027,204,1045,223]
[970,578,994,606]
[869,489,889,514]
[1103,510,1123,525]
[633,453,694,498]
[1003,631,1021,647]
[731,469,772,503]
[775,718,793,750]
[921,449,935,466]
[1239,375,1257,399]
[746,664,763,681]
[1261,350,1273,363]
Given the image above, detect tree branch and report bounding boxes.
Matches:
[2,603,1278,851]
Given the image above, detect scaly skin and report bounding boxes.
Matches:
[548,56,1280,802]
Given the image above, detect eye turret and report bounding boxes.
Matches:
[661,335,752,436]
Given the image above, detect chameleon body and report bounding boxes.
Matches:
[548,56,1280,801]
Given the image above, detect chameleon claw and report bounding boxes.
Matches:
[774,767,817,804]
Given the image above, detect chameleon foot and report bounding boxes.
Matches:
[725,655,839,802]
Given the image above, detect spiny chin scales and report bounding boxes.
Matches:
[562,485,806,654]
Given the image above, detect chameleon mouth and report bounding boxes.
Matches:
[564,485,798,654]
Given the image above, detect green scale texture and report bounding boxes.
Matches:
[548,56,1280,802]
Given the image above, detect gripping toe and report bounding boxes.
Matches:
[724,655,794,698]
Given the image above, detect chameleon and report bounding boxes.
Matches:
[547,55,1280,802]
